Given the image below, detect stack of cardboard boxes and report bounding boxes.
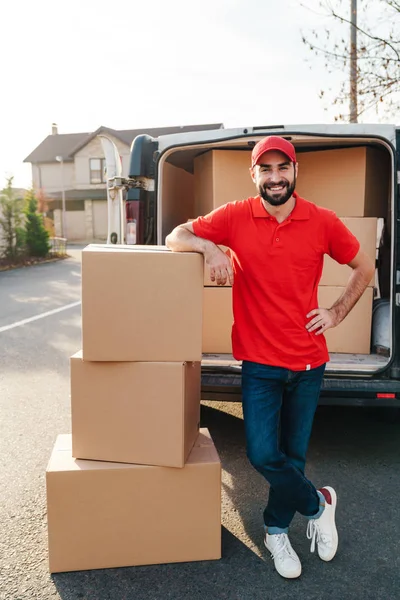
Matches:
[46,245,221,573]
[194,147,387,355]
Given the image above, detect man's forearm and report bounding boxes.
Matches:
[165,226,217,255]
[329,268,372,324]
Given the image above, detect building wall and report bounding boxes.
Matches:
[33,162,75,193]
[92,201,108,239]
[74,134,130,189]
[54,200,108,241]
[66,211,87,240]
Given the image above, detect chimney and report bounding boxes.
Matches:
[52,123,58,135]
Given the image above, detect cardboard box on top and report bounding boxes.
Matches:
[194,150,254,215]
[321,217,377,287]
[296,146,390,217]
[319,286,373,354]
[46,430,221,573]
[81,244,203,362]
[71,352,200,468]
[203,287,233,354]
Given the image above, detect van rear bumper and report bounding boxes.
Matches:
[201,371,400,407]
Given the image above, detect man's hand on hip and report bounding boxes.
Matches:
[305,307,339,335]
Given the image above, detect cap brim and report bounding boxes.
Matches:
[253,146,294,166]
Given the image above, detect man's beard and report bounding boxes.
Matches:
[259,176,296,207]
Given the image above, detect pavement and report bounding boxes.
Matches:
[1,249,400,600]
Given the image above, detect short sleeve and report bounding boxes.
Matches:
[326,215,360,264]
[191,203,231,246]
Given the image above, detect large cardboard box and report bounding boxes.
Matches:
[71,353,200,467]
[81,245,203,362]
[319,286,373,354]
[320,217,377,287]
[296,146,390,217]
[203,287,233,353]
[194,150,254,215]
[46,430,221,573]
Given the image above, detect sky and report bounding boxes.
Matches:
[0,0,394,188]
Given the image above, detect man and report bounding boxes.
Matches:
[165,136,374,579]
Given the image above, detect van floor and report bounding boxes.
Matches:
[202,353,389,374]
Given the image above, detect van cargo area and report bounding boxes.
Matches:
[154,131,396,397]
[115,125,400,407]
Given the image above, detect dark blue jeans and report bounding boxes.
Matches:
[241,360,326,533]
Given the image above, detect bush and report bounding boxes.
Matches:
[0,177,25,260]
[24,189,50,257]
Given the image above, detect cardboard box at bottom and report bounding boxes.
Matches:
[46,429,221,573]
[203,286,373,355]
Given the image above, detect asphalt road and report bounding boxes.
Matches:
[1,247,400,600]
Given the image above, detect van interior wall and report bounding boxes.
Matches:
[161,162,194,241]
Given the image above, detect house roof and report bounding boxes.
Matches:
[24,123,224,164]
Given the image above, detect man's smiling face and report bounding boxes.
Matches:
[251,150,298,207]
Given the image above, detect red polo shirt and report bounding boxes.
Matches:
[192,193,360,370]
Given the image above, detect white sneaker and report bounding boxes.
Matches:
[264,532,302,579]
[307,486,338,561]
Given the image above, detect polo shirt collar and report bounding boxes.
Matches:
[251,192,310,220]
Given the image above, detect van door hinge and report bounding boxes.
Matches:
[108,176,155,192]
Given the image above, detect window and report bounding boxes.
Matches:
[89,158,106,184]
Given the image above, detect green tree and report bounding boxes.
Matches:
[0,177,25,260]
[24,188,50,257]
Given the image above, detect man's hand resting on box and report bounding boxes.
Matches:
[205,246,234,286]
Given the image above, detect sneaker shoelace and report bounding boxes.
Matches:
[306,520,332,553]
[269,534,298,563]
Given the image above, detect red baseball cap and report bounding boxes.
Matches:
[251,136,296,167]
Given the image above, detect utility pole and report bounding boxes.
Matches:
[56,156,67,239]
[350,0,358,122]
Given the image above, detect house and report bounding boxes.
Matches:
[24,123,223,241]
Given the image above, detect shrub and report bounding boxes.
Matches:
[24,189,50,257]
